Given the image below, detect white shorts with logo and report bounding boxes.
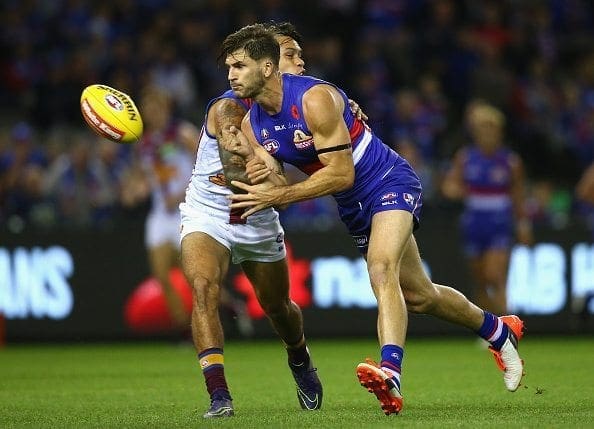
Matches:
[145,210,182,249]
[179,202,286,265]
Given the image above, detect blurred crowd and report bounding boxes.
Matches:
[1,0,594,233]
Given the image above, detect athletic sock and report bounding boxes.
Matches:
[380,344,404,389]
[198,347,232,401]
[477,311,509,351]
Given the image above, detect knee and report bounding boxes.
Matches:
[367,260,396,290]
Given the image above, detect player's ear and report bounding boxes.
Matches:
[263,61,274,78]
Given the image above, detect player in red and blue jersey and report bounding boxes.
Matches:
[222,24,526,416]
[443,102,533,315]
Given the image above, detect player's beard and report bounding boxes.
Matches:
[238,72,266,99]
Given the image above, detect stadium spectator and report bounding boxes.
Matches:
[43,131,117,228]
[0,122,48,229]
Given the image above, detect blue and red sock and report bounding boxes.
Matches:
[477,311,509,351]
[380,344,403,389]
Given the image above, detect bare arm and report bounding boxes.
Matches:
[441,149,467,200]
[279,84,354,200]
[208,98,251,189]
[229,84,355,216]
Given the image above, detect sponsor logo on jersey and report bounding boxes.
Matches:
[293,130,313,150]
[381,192,398,201]
[274,124,286,131]
[263,139,280,154]
[291,104,300,119]
[276,233,284,243]
[105,93,124,111]
[261,128,269,139]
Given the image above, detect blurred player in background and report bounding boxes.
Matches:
[221,24,526,417]
[442,102,533,315]
[122,86,197,329]
[181,21,367,418]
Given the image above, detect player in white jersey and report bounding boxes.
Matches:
[180,22,364,418]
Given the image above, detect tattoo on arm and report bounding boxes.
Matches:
[214,100,250,191]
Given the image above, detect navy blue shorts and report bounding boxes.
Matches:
[337,156,423,254]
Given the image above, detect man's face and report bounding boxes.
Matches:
[276,36,304,75]
[225,49,267,99]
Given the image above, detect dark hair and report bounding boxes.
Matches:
[264,21,303,46]
[220,23,280,66]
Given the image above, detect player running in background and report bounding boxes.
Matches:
[122,86,197,329]
[181,22,366,418]
[221,24,526,416]
[442,101,533,315]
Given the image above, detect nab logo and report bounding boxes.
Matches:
[104,94,124,111]
[263,139,280,154]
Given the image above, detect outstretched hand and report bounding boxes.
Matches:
[221,125,254,159]
[228,180,283,218]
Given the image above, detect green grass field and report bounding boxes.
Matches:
[0,337,592,428]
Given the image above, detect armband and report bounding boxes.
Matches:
[316,143,352,155]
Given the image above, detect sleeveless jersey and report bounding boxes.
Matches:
[460,146,515,254]
[462,147,514,212]
[248,74,421,217]
[183,90,278,224]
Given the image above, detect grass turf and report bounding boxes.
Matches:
[0,337,592,428]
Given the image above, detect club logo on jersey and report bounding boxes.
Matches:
[403,192,414,207]
[291,105,300,119]
[263,139,280,154]
[293,130,313,150]
[104,93,124,111]
[261,128,269,139]
[209,173,227,187]
[381,192,398,201]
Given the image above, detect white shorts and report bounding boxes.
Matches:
[145,210,182,249]
[179,203,286,265]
